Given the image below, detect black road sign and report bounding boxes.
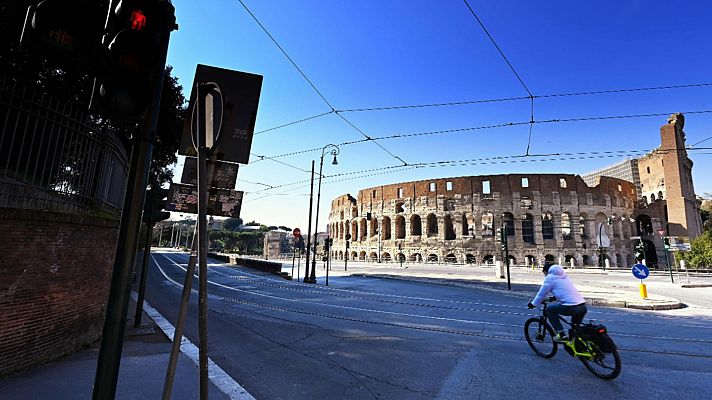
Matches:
[178,64,263,164]
[180,157,238,189]
[166,183,243,217]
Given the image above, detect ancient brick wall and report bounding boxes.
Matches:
[329,174,637,267]
[0,208,118,377]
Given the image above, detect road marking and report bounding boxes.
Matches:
[146,255,255,400]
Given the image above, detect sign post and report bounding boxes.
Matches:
[631,263,650,299]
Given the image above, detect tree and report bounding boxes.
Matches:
[700,199,712,232]
[0,1,185,188]
[223,218,243,231]
[681,231,712,270]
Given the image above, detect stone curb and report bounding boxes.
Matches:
[680,283,712,288]
[352,273,685,310]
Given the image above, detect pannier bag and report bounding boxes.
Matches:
[578,323,616,352]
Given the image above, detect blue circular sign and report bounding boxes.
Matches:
[631,264,650,280]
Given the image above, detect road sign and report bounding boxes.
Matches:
[180,157,238,188]
[668,243,691,252]
[631,264,650,280]
[165,183,243,217]
[178,64,263,164]
[657,230,666,237]
[293,228,301,237]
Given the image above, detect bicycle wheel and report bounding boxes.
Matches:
[579,340,622,380]
[524,317,557,358]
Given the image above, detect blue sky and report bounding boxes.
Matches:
[165,0,712,229]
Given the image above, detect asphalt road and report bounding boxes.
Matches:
[144,250,712,400]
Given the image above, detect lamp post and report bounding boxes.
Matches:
[598,217,613,271]
[308,144,340,283]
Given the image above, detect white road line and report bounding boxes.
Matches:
[145,255,255,400]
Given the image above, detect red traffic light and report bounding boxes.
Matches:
[130,10,146,30]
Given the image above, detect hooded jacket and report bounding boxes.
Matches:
[531,265,585,306]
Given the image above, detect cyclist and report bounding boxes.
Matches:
[527,261,587,342]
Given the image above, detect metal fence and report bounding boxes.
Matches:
[0,78,128,216]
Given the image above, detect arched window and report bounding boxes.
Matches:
[542,212,554,240]
[359,219,367,241]
[444,215,455,240]
[642,195,648,204]
[522,214,535,243]
[351,220,358,241]
[382,216,392,240]
[579,213,588,238]
[426,214,438,237]
[395,215,405,239]
[351,208,358,218]
[395,202,404,213]
[481,212,493,236]
[503,212,514,236]
[650,193,656,202]
[636,215,653,236]
[561,213,572,240]
[410,214,422,236]
[370,217,378,238]
[462,214,470,237]
[658,191,663,200]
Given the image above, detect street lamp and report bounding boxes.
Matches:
[598,216,613,270]
[308,144,340,283]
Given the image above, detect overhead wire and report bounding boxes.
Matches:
[236,0,408,165]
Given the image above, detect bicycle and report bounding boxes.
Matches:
[524,297,622,380]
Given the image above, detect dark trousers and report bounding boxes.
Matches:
[545,302,587,332]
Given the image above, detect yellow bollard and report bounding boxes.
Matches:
[639,283,648,299]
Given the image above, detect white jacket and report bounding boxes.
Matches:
[531,265,585,306]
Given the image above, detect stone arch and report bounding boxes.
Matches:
[382,252,392,262]
[427,254,439,263]
[565,254,575,266]
[522,213,535,243]
[650,193,656,202]
[544,254,556,263]
[426,213,438,237]
[658,191,664,200]
[642,239,658,267]
[351,207,358,218]
[636,214,653,236]
[338,250,343,260]
[525,255,536,266]
[382,216,392,240]
[502,212,515,236]
[350,251,357,260]
[359,218,367,241]
[508,255,517,265]
[409,253,422,262]
[444,215,456,240]
[482,254,494,265]
[410,214,422,236]
[582,254,591,266]
[542,212,554,240]
[397,253,405,262]
[465,254,476,264]
[395,202,404,213]
[351,220,358,242]
[462,213,470,237]
[444,253,457,263]
[369,252,378,261]
[358,251,366,261]
[579,212,588,238]
[481,212,494,236]
[561,212,572,240]
[395,215,405,239]
[369,217,378,238]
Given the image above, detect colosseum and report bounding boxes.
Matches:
[326,115,703,269]
[328,174,640,268]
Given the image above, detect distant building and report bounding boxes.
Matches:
[328,115,702,269]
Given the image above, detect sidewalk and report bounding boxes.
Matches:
[282,261,685,311]
[0,294,243,400]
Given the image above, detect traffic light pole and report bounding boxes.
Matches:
[664,238,674,284]
[134,221,154,327]
[92,5,174,398]
[304,161,315,283]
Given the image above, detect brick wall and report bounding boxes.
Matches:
[0,208,118,377]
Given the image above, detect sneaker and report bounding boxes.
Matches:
[553,332,568,343]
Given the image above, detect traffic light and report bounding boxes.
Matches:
[90,0,177,119]
[663,237,670,250]
[20,0,102,65]
[499,228,507,251]
[634,241,645,261]
[324,238,330,251]
[142,186,170,225]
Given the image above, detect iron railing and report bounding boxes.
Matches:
[0,78,128,216]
